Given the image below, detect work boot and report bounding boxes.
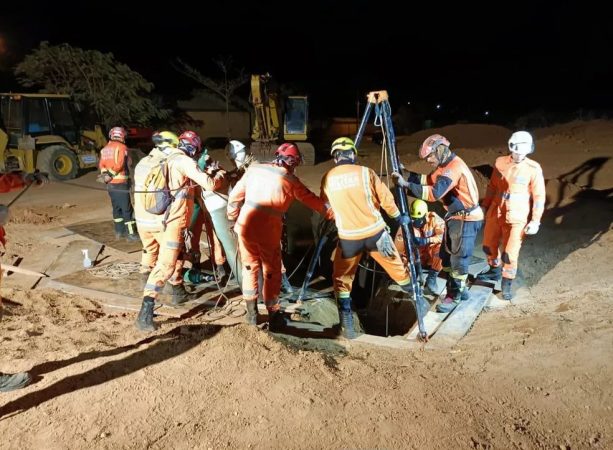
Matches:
[171,284,191,306]
[280,273,294,295]
[425,270,440,295]
[436,277,462,313]
[114,221,126,239]
[338,297,358,339]
[502,277,513,301]
[460,287,471,302]
[135,296,157,332]
[268,309,285,332]
[244,299,258,326]
[477,265,502,282]
[125,222,140,242]
[0,372,32,392]
[140,271,151,289]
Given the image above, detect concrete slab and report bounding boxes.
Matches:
[65,220,142,253]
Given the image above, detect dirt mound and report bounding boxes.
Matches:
[8,208,56,225]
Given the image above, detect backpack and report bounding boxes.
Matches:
[135,152,181,215]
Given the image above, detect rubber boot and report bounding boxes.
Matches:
[477,265,502,281]
[135,296,157,332]
[114,221,126,239]
[0,372,32,392]
[125,221,140,242]
[245,299,257,325]
[140,271,151,289]
[436,277,462,313]
[502,277,513,301]
[460,287,471,302]
[425,270,439,295]
[171,284,191,306]
[338,297,357,339]
[280,272,294,295]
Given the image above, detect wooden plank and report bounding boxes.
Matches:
[406,311,447,341]
[428,284,493,348]
[353,333,418,350]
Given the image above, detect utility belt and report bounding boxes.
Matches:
[445,204,481,221]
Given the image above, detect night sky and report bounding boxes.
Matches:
[1,2,610,120]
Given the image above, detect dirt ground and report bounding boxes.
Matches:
[0,120,611,449]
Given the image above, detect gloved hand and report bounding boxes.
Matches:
[396,215,410,227]
[413,236,428,247]
[227,220,236,234]
[375,230,396,259]
[524,221,540,235]
[390,171,409,188]
[0,204,9,226]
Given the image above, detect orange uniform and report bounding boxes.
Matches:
[481,155,545,279]
[99,141,130,183]
[320,163,411,299]
[395,211,445,272]
[227,163,328,312]
[135,147,222,299]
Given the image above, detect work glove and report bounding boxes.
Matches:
[524,221,540,235]
[413,236,428,247]
[227,220,237,234]
[375,230,396,259]
[0,204,9,226]
[390,171,409,188]
[396,215,410,227]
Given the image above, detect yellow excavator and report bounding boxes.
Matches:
[0,93,104,180]
[249,74,316,165]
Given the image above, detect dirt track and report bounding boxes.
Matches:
[0,121,612,449]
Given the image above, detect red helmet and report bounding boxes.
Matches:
[108,127,127,143]
[178,130,202,156]
[419,134,450,159]
[274,143,302,167]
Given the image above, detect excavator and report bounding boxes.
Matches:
[249,74,316,165]
[0,93,104,180]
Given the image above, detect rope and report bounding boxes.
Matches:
[87,262,141,279]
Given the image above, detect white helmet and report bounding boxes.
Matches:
[227,140,250,168]
[508,131,534,155]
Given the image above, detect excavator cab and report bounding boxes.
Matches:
[249,74,316,165]
[0,93,103,180]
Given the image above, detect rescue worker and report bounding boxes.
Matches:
[225,140,292,294]
[477,131,545,300]
[392,134,483,313]
[0,171,47,392]
[321,137,419,339]
[394,199,445,295]
[99,126,138,241]
[227,142,333,328]
[134,131,223,331]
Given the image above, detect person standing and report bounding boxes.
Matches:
[227,143,332,328]
[99,126,138,241]
[321,137,418,339]
[477,131,545,300]
[392,134,483,313]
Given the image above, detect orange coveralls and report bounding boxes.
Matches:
[481,155,545,279]
[395,211,445,271]
[134,147,222,299]
[227,163,328,312]
[320,163,411,299]
[0,174,26,311]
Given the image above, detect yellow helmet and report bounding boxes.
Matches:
[409,199,428,219]
[331,137,358,156]
[157,131,179,148]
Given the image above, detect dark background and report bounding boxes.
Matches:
[1,2,610,125]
